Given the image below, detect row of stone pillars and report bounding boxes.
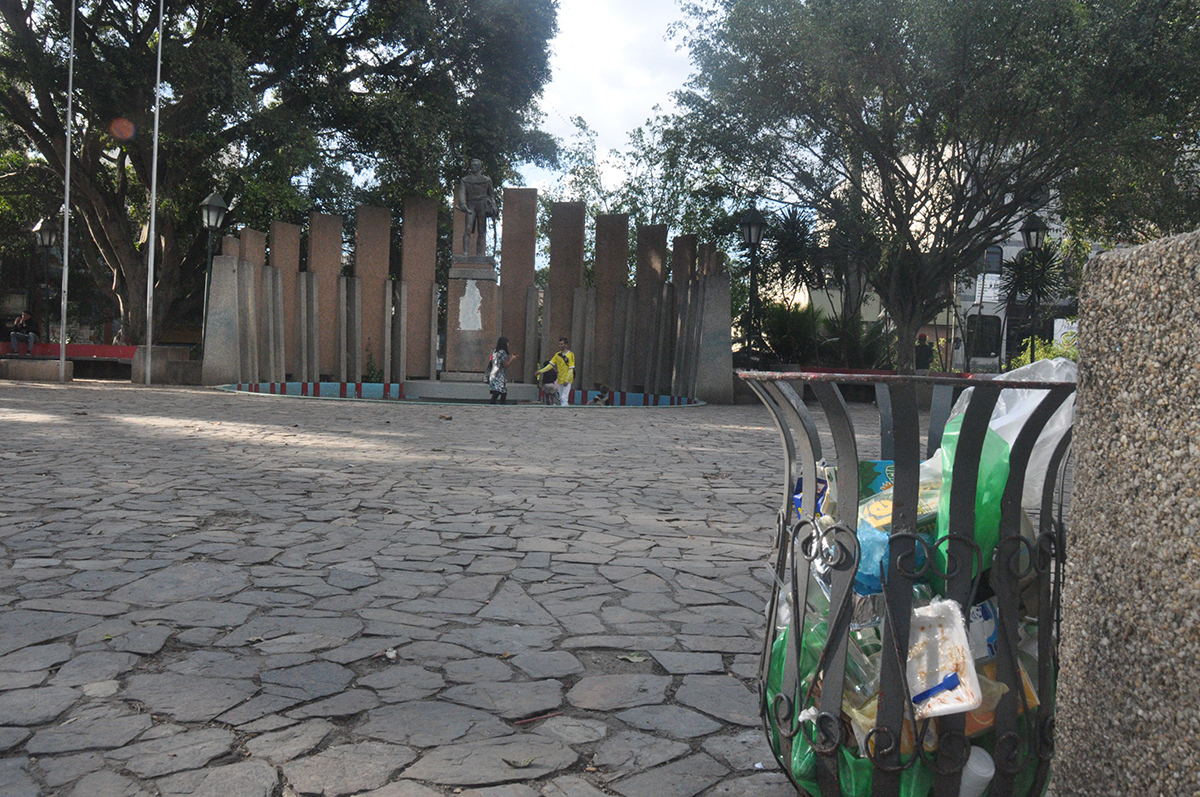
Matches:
[200,190,733,403]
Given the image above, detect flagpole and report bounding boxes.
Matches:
[59,0,77,383]
[144,0,165,385]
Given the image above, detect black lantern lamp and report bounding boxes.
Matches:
[1019,213,1048,252]
[32,218,58,329]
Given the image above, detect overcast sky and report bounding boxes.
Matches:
[521,0,694,186]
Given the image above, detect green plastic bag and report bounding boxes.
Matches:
[933,415,1010,588]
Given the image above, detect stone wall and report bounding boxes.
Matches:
[1057,229,1200,794]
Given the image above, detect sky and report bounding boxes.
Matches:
[521,0,695,187]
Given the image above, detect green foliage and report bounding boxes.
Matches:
[0,0,558,341]
[759,300,892,370]
[1007,332,1078,369]
[363,352,384,384]
[677,0,1200,371]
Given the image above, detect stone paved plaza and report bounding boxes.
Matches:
[0,382,884,797]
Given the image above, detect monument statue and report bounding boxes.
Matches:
[456,158,496,256]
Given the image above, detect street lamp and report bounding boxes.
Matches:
[32,218,58,340]
[739,206,767,355]
[1017,213,1049,367]
[1019,213,1048,252]
[199,191,228,352]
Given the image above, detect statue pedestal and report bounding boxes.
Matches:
[443,255,498,377]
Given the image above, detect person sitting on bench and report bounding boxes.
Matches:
[9,312,39,355]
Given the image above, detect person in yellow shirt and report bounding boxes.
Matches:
[536,337,575,406]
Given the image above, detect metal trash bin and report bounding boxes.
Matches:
[741,371,1075,797]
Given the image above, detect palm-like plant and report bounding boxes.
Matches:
[1000,239,1070,368]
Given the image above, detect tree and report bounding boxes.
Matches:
[0,0,557,342]
[678,0,1200,371]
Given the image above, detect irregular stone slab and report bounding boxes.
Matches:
[701,730,777,771]
[649,651,724,675]
[0,757,39,797]
[0,642,72,672]
[52,652,139,687]
[355,783,442,797]
[443,657,514,683]
[442,679,562,720]
[0,685,80,726]
[284,741,416,796]
[395,641,476,664]
[357,665,445,702]
[532,716,608,744]
[126,600,255,628]
[542,775,612,797]
[0,671,46,690]
[167,650,262,679]
[592,731,691,781]
[616,705,723,739]
[0,726,31,751]
[0,611,99,657]
[261,661,353,701]
[697,772,797,796]
[475,583,555,625]
[107,727,234,777]
[400,735,577,786]
[20,598,130,617]
[37,751,105,787]
[458,785,538,797]
[677,636,759,654]
[109,562,248,607]
[359,702,512,748]
[215,693,301,726]
[122,673,256,722]
[510,651,583,679]
[561,636,675,651]
[440,625,560,656]
[566,674,670,711]
[111,624,173,655]
[245,718,335,765]
[439,574,502,601]
[610,752,728,797]
[286,689,380,719]
[674,675,758,726]
[254,633,345,654]
[216,616,362,648]
[191,759,279,797]
[81,680,121,698]
[26,706,152,753]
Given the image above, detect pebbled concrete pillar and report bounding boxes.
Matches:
[401,196,438,379]
[634,224,668,391]
[593,213,629,389]
[355,206,392,380]
[270,221,301,380]
[307,213,343,380]
[499,188,537,376]
[546,202,586,350]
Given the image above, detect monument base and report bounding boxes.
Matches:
[445,255,499,374]
[440,370,488,383]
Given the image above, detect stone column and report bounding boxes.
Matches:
[694,270,734,404]
[401,196,438,379]
[270,221,301,380]
[593,213,629,389]
[546,202,585,347]
[443,260,498,377]
[634,224,668,391]
[500,188,537,376]
[238,229,266,382]
[308,212,343,380]
[355,205,391,379]
[201,254,241,385]
[1055,231,1200,795]
[672,234,697,286]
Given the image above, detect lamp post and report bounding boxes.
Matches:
[199,191,228,353]
[32,218,58,341]
[1018,213,1049,366]
[739,206,767,357]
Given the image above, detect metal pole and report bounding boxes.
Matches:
[144,0,165,386]
[201,229,214,355]
[59,0,77,383]
[748,242,760,351]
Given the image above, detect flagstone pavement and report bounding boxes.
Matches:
[0,382,885,797]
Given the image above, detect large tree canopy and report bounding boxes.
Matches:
[678,0,1200,370]
[0,0,557,341]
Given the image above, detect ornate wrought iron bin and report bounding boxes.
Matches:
[741,370,1075,797]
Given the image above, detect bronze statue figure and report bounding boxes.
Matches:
[456,158,496,256]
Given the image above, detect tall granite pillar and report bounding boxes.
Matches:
[201,254,241,385]
[634,224,668,391]
[355,205,391,378]
[500,188,537,375]
[546,202,586,355]
[238,229,266,382]
[672,235,697,286]
[694,270,734,404]
[270,221,301,380]
[593,214,629,389]
[308,213,343,380]
[401,196,438,379]
[1055,230,1200,795]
